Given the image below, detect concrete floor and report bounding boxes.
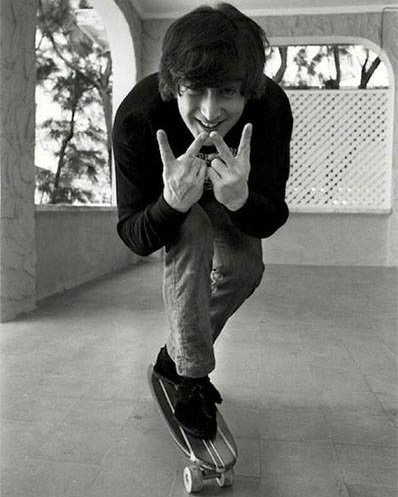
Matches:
[1,259,397,497]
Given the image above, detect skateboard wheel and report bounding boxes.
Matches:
[216,468,234,488]
[183,465,204,493]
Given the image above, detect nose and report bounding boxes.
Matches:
[200,90,221,122]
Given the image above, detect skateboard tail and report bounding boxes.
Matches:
[218,426,238,460]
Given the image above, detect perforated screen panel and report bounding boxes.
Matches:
[285,90,393,212]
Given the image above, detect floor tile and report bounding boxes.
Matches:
[334,443,398,487]
[36,423,121,464]
[220,405,260,439]
[261,474,350,497]
[61,398,135,428]
[0,419,55,470]
[345,484,398,497]
[259,407,330,442]
[261,440,341,483]
[320,390,386,415]
[1,394,77,424]
[234,437,261,478]
[325,411,397,446]
[2,459,101,497]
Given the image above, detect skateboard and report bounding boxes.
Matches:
[147,364,238,493]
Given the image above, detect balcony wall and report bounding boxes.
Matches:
[35,207,138,301]
[34,206,391,303]
[264,212,391,266]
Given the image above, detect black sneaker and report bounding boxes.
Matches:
[153,345,181,384]
[174,377,222,440]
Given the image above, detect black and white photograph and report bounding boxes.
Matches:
[1,0,397,495]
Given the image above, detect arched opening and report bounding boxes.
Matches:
[89,0,137,204]
[266,36,393,90]
[35,0,136,206]
[90,0,137,113]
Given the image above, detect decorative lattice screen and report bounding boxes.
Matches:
[285,89,393,212]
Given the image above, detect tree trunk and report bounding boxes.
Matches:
[51,115,75,203]
[359,51,381,88]
[333,46,341,88]
[100,88,113,183]
[96,53,113,183]
[51,78,80,203]
[273,46,288,84]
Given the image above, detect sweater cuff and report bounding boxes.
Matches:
[147,194,190,227]
[228,191,256,224]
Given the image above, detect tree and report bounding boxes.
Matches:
[36,0,112,204]
[272,46,288,84]
[359,49,381,89]
[267,44,386,90]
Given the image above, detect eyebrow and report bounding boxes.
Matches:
[181,80,242,89]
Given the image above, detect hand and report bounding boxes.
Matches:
[157,130,208,212]
[207,123,252,211]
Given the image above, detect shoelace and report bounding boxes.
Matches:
[199,381,222,405]
[179,380,222,405]
[198,382,222,419]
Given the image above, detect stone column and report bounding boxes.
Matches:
[0,0,37,321]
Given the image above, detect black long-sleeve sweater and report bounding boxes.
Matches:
[112,73,293,256]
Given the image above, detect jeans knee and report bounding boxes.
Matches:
[252,258,265,287]
[213,251,264,293]
[239,256,264,290]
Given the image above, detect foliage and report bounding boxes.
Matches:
[35,0,112,205]
[265,44,387,90]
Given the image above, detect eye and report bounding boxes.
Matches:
[179,85,204,97]
[187,88,204,96]
[219,87,240,97]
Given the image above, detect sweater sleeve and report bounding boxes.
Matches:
[228,88,293,238]
[113,112,189,256]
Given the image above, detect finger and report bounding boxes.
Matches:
[192,158,206,175]
[237,123,252,159]
[196,163,207,181]
[185,132,209,159]
[207,166,222,184]
[209,131,234,163]
[210,157,228,176]
[156,129,175,165]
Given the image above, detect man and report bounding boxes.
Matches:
[112,3,293,439]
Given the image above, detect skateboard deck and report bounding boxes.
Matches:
[147,364,238,493]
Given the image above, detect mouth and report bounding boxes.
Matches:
[195,118,223,133]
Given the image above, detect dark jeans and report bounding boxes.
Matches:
[163,194,264,378]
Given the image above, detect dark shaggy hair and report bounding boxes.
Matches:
[159,3,269,101]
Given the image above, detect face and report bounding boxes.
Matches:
[176,81,246,146]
